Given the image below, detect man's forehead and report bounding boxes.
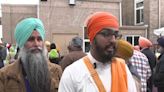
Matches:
[31,30,41,36]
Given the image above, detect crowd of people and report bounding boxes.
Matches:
[0,11,163,92]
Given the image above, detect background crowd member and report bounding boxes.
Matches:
[0,18,62,92]
[0,39,7,68]
[133,45,140,51]
[59,36,86,70]
[139,36,156,92]
[59,12,137,92]
[5,46,16,64]
[129,50,151,92]
[49,43,60,64]
[45,40,51,52]
[154,36,164,92]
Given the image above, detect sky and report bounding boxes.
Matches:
[0,0,39,5]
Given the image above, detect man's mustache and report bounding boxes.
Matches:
[28,47,43,52]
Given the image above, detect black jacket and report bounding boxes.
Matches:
[141,48,156,71]
[154,53,164,87]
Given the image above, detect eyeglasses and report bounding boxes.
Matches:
[98,28,122,39]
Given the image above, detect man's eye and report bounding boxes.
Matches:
[28,37,35,41]
[37,37,42,41]
[101,32,109,36]
[100,32,114,37]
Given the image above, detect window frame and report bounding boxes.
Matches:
[134,0,144,25]
[40,0,47,2]
[125,35,140,45]
[83,26,90,53]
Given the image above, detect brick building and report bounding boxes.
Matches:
[2,0,162,55]
[122,0,164,44]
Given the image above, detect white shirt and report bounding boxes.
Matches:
[58,52,137,92]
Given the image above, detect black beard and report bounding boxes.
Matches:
[94,42,116,64]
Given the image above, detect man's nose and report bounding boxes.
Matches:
[34,39,39,46]
[107,35,116,44]
[108,35,115,41]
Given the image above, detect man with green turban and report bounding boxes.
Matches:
[0,18,62,92]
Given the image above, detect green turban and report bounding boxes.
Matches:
[14,18,45,48]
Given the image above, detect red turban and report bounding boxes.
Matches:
[86,12,119,43]
[139,37,152,48]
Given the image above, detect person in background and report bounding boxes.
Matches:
[49,43,60,64]
[5,46,16,65]
[133,45,140,51]
[154,36,164,92]
[129,49,151,92]
[0,39,7,68]
[45,40,51,52]
[139,36,156,92]
[58,12,137,92]
[59,36,86,70]
[0,18,62,92]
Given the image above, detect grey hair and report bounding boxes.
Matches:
[19,46,51,92]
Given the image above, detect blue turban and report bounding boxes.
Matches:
[14,18,45,48]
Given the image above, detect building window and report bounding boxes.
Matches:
[0,18,1,25]
[40,0,47,1]
[83,27,90,52]
[125,35,140,45]
[84,39,90,52]
[135,0,144,24]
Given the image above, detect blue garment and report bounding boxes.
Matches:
[24,77,32,92]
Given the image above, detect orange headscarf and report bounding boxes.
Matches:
[86,12,119,43]
[139,37,152,48]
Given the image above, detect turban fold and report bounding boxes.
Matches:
[139,37,152,48]
[86,12,119,43]
[115,39,134,61]
[14,18,45,48]
[157,36,164,47]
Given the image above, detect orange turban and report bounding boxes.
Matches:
[86,12,119,43]
[139,37,152,48]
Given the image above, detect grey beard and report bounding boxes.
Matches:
[19,47,51,92]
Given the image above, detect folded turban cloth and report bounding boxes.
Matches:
[115,39,134,61]
[157,36,164,47]
[86,12,119,43]
[14,18,45,48]
[139,37,152,48]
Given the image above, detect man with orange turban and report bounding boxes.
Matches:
[59,12,137,92]
[139,36,156,92]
